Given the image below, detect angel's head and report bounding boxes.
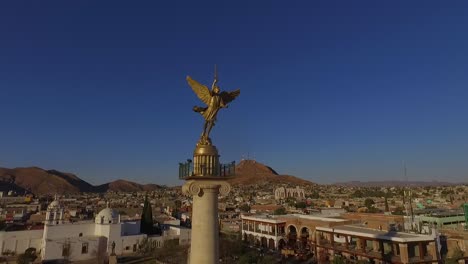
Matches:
[212,85,220,94]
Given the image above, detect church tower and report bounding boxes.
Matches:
[45,194,64,225]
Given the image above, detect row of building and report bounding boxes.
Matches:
[0,197,190,263]
[241,212,465,264]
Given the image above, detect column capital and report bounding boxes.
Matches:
[183,180,231,196]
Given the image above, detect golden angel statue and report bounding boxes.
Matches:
[187,70,240,145]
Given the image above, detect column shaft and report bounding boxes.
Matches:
[190,185,220,264]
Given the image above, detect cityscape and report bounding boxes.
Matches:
[1,1,468,264]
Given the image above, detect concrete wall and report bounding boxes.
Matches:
[42,236,106,262]
[45,222,95,240]
[0,230,43,255]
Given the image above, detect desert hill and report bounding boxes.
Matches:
[95,179,163,193]
[228,160,315,186]
[0,167,163,195]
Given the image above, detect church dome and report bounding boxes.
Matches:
[47,200,62,210]
[95,207,119,224]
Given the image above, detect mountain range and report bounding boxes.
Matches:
[0,160,315,195]
[0,167,163,195]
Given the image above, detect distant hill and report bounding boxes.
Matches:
[95,179,164,193]
[0,167,163,195]
[228,160,315,186]
[334,180,463,187]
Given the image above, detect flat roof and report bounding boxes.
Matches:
[317,225,435,243]
[241,215,286,224]
[291,214,348,222]
[242,214,349,224]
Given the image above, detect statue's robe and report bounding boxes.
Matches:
[202,94,225,122]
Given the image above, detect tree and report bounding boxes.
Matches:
[364,198,375,209]
[357,260,370,264]
[258,255,277,264]
[137,237,154,256]
[16,248,37,264]
[220,234,245,262]
[239,204,250,213]
[351,190,364,198]
[154,239,188,264]
[384,195,389,212]
[238,252,258,264]
[309,191,320,199]
[140,194,153,234]
[273,207,287,215]
[392,206,405,215]
[285,197,296,207]
[332,255,346,264]
[296,201,307,209]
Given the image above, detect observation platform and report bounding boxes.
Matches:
[179,160,235,180]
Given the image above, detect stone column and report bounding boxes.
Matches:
[418,242,424,260]
[183,179,230,264]
[399,243,409,264]
[372,240,379,252]
[357,238,363,250]
[428,241,437,261]
[316,231,321,246]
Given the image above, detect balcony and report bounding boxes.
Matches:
[179,160,235,179]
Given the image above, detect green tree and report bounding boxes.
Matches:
[309,191,320,199]
[364,198,375,209]
[238,252,258,264]
[273,207,287,215]
[137,237,154,256]
[154,239,187,264]
[357,260,370,264]
[16,248,37,264]
[239,204,251,213]
[384,196,389,212]
[392,206,405,215]
[296,201,307,209]
[258,255,277,264]
[285,197,296,207]
[140,194,154,234]
[332,255,346,264]
[351,190,364,198]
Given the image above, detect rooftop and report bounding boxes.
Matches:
[317,224,435,243]
[241,214,286,224]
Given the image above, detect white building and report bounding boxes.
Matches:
[274,186,305,200]
[0,197,191,262]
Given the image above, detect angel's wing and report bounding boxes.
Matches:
[187,76,211,106]
[220,89,240,104]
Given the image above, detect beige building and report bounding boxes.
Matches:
[315,225,438,264]
[242,214,441,264]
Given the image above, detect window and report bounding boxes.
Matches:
[81,242,89,254]
[79,233,83,237]
[62,243,70,257]
[133,244,137,252]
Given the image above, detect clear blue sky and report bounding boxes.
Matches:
[1,1,467,185]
